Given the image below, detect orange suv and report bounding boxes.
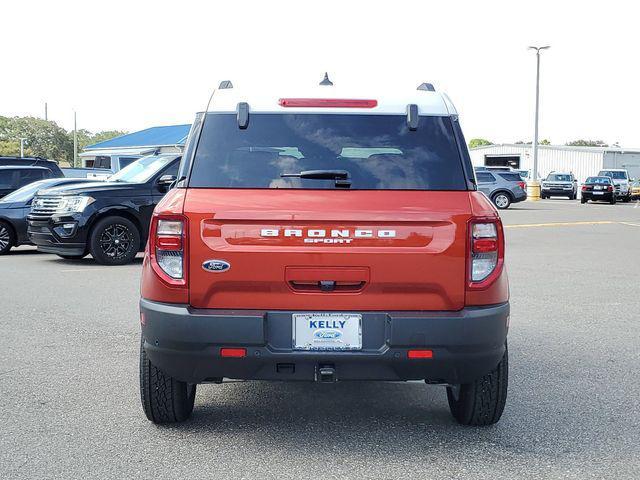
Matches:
[139,79,509,425]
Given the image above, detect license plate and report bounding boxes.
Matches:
[594,186,602,190]
[593,191,604,195]
[293,313,362,350]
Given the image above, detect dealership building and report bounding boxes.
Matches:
[469,144,640,182]
[80,124,191,170]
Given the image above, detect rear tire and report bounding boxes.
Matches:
[447,344,508,426]
[581,197,587,204]
[139,336,196,424]
[492,192,512,209]
[0,221,15,255]
[89,216,140,265]
[610,196,617,205]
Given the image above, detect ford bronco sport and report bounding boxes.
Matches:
[139,79,510,426]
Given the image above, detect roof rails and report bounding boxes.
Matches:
[218,80,233,89]
[417,82,435,92]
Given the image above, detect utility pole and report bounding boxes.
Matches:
[73,111,78,167]
[44,102,48,121]
[19,138,27,157]
[528,45,550,199]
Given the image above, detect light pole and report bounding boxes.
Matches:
[19,138,27,157]
[528,45,550,198]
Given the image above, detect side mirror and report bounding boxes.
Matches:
[157,174,177,189]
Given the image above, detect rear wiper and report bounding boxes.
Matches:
[280,169,351,188]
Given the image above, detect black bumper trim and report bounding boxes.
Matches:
[140,299,509,384]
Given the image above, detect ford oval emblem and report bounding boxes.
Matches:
[314,329,342,340]
[202,260,231,273]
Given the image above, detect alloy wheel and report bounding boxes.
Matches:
[99,223,132,260]
[0,225,10,251]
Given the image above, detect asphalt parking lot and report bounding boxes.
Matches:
[1,199,639,479]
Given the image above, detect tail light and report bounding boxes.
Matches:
[467,218,504,290]
[581,185,587,191]
[517,181,526,191]
[149,215,188,286]
[607,185,614,192]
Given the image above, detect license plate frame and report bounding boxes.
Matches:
[292,313,362,351]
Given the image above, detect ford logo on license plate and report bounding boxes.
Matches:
[202,260,231,272]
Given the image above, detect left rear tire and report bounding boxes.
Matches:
[139,336,196,424]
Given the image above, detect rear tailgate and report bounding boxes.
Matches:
[186,189,471,311]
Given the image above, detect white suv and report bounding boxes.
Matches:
[598,169,631,202]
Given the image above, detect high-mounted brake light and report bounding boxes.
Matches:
[467,218,504,290]
[278,98,378,108]
[150,215,188,286]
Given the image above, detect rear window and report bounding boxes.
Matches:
[586,177,611,184]
[497,172,522,182]
[188,114,467,190]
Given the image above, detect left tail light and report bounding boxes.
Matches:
[517,181,526,191]
[467,218,504,290]
[149,215,188,286]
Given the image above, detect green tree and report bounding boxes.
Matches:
[468,138,493,149]
[0,116,73,164]
[566,139,608,147]
[514,139,551,145]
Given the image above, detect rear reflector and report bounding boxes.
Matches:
[407,349,433,359]
[157,236,182,250]
[278,98,377,108]
[220,348,247,358]
[473,237,498,253]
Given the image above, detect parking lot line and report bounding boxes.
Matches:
[505,221,616,229]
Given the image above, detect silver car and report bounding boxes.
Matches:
[475,170,528,209]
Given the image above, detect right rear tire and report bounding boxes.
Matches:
[447,344,508,426]
[139,336,196,424]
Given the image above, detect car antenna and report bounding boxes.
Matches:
[319,72,333,86]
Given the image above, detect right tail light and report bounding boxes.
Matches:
[467,218,504,290]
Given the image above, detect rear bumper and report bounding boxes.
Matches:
[140,299,509,384]
[513,191,527,203]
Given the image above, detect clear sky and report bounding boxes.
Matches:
[2,0,638,146]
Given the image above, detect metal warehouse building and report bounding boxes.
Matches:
[469,144,640,183]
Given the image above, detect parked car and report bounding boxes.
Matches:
[0,156,64,177]
[138,81,510,426]
[0,177,94,254]
[0,165,61,199]
[581,176,616,204]
[27,154,180,263]
[598,169,631,202]
[540,172,578,199]
[631,179,640,200]
[475,169,527,209]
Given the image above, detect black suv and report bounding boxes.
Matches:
[0,156,64,176]
[0,165,60,198]
[27,154,180,264]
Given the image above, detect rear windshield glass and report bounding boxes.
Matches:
[188,114,467,190]
[547,174,572,182]
[498,172,522,182]
[586,177,611,184]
